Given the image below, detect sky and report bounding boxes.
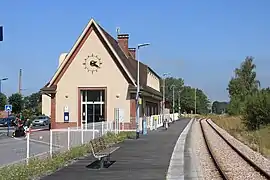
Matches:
[0,0,270,102]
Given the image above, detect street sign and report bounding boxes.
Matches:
[5,105,12,112]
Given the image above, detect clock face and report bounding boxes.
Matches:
[82,54,102,74]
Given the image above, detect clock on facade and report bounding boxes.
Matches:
[83,53,102,74]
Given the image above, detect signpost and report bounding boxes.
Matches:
[5,105,12,136]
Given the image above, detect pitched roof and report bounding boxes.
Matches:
[42,19,161,95]
[99,25,159,89]
[46,19,136,88]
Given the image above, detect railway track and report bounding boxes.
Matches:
[199,118,270,180]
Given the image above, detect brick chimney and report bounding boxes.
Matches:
[128,48,136,59]
[117,34,129,56]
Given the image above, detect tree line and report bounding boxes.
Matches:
[220,56,269,130]
[163,77,210,114]
[0,91,42,119]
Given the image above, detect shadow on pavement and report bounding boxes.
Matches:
[86,160,116,169]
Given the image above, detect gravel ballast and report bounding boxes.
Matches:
[208,119,270,176]
[185,119,221,179]
[202,120,266,180]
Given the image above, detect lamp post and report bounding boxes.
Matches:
[171,85,175,122]
[0,77,8,93]
[194,88,197,114]
[136,43,150,139]
[162,73,170,123]
[178,88,182,116]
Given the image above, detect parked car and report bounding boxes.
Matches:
[0,116,16,127]
[32,116,50,126]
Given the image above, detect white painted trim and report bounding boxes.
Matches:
[82,102,104,105]
[166,118,194,180]
[48,18,136,87]
[93,20,136,85]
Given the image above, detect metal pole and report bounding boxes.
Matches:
[26,132,30,165]
[19,69,22,94]
[136,43,150,139]
[92,103,95,139]
[162,78,165,122]
[136,47,140,139]
[7,111,10,136]
[194,88,197,114]
[178,90,181,115]
[172,86,175,121]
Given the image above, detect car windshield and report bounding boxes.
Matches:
[38,116,46,120]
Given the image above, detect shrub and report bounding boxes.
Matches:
[242,90,270,130]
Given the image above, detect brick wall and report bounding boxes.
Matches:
[130,99,136,129]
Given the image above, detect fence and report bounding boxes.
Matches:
[49,121,125,155]
[21,113,180,165]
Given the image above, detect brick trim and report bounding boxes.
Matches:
[50,93,56,129]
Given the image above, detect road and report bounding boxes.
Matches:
[0,124,50,133]
[0,125,51,167]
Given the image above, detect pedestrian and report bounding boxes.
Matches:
[154,115,158,130]
[164,118,168,130]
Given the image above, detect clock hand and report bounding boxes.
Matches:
[90,61,97,66]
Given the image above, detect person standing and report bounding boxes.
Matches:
[154,115,158,130]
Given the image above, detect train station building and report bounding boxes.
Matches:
[41,19,162,129]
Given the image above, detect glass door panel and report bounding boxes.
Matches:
[87,104,94,123]
[82,104,86,124]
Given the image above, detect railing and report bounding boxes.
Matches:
[19,113,180,165]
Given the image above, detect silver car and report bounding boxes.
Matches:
[32,116,50,126]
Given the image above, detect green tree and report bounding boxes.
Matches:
[0,92,7,111]
[8,93,24,114]
[195,88,210,114]
[227,56,260,115]
[180,86,195,113]
[161,77,210,114]
[242,89,270,130]
[162,77,184,112]
[24,91,42,115]
[178,86,209,114]
[212,101,228,114]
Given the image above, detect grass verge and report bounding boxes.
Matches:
[0,131,136,180]
[202,114,270,158]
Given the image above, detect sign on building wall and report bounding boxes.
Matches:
[64,106,69,123]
